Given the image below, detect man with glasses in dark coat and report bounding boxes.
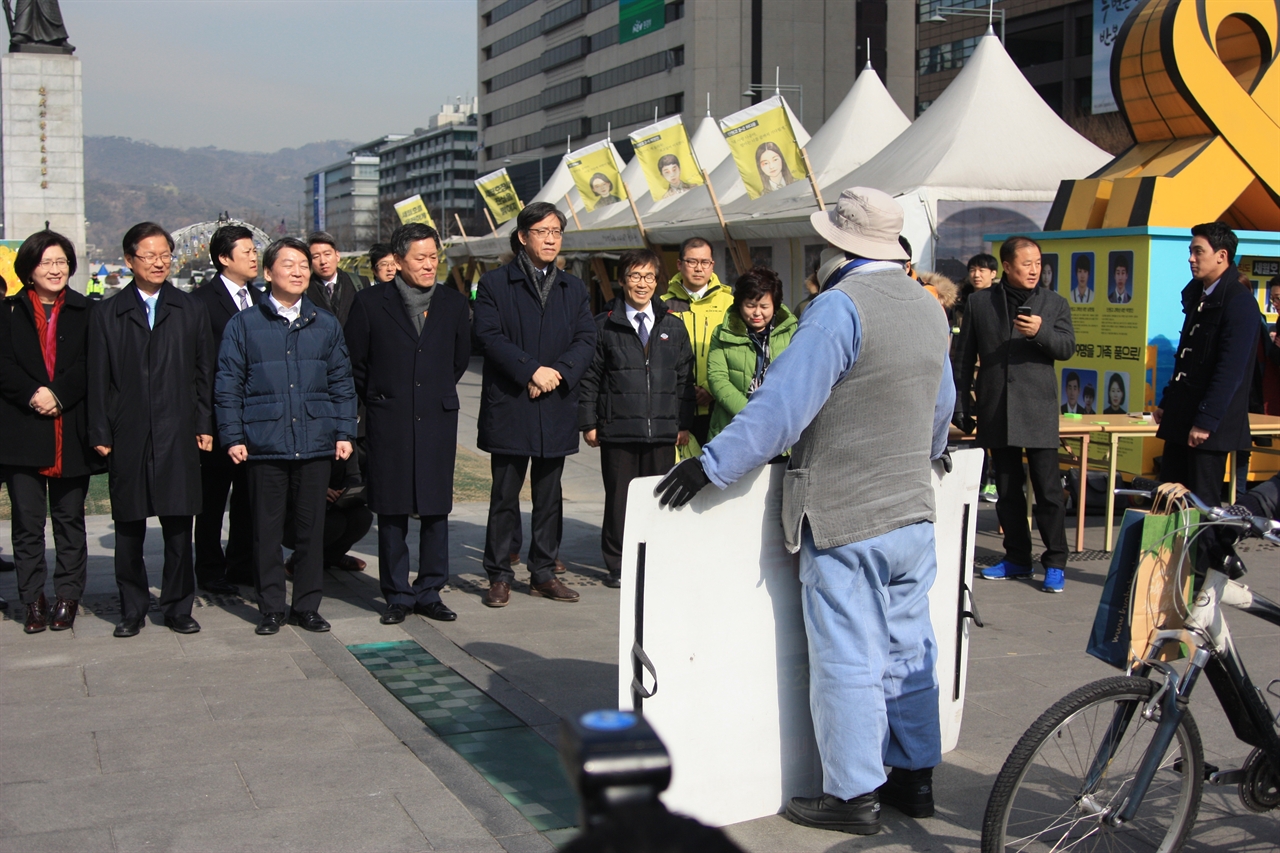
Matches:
[88,222,215,637]
[472,202,596,608]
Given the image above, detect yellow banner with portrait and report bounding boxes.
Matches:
[718,95,807,201]
[475,168,523,225]
[393,195,437,228]
[566,139,627,213]
[628,115,704,202]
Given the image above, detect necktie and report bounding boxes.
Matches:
[237,289,250,311]
[144,295,157,329]
[327,280,335,299]
[636,313,649,348]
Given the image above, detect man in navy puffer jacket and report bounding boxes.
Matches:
[215,237,357,636]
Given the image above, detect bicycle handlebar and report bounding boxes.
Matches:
[1114,480,1280,546]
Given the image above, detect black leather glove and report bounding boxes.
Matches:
[654,458,711,508]
[937,450,954,474]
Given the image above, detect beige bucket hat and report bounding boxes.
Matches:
[809,186,909,261]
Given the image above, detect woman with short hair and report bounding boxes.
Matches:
[0,229,101,633]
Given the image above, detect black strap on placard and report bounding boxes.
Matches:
[953,502,986,701]
[630,542,657,710]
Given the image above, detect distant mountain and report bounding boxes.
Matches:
[84,137,355,257]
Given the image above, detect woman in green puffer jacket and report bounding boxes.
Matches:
[706,266,798,441]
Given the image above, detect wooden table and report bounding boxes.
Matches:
[1093,413,1280,550]
[1058,417,1106,552]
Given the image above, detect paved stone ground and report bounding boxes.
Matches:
[1,361,1277,851]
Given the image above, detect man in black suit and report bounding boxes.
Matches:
[191,225,262,593]
[1155,222,1260,506]
[307,231,361,325]
[959,235,1076,593]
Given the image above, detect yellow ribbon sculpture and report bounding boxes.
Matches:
[1048,0,1279,230]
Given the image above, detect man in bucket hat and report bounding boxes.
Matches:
[656,188,955,834]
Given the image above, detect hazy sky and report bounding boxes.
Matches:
[64,0,478,152]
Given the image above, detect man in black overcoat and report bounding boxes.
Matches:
[345,222,470,624]
[1155,222,1260,506]
[88,222,216,637]
[306,231,361,325]
[959,236,1075,593]
[190,224,262,593]
[473,201,596,608]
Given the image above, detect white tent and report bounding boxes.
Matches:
[803,61,912,186]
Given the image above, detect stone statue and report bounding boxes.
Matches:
[3,0,75,54]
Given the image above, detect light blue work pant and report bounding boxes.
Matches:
[799,520,942,799]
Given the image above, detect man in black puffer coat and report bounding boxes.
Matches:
[579,248,695,587]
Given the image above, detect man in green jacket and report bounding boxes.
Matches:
[660,237,734,444]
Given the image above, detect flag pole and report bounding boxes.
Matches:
[800,147,825,211]
[483,209,498,234]
[564,194,584,230]
[454,213,469,238]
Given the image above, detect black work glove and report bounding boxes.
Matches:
[937,450,954,474]
[654,458,711,508]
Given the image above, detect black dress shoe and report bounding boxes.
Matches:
[199,580,241,596]
[415,601,457,622]
[24,592,49,634]
[0,554,14,572]
[380,604,408,625]
[877,767,935,818]
[256,612,286,635]
[50,598,78,631]
[289,610,330,632]
[785,792,881,835]
[113,617,146,638]
[163,614,201,634]
[602,575,622,589]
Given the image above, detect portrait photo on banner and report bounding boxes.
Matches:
[1041,252,1058,294]
[628,115,704,202]
[1062,368,1098,415]
[567,139,627,213]
[1068,251,1095,304]
[718,95,807,200]
[1103,371,1130,415]
[1108,250,1135,304]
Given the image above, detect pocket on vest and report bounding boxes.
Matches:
[781,467,808,554]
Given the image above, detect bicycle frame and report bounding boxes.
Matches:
[1088,559,1280,825]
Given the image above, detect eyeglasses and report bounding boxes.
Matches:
[680,258,714,268]
[37,258,70,270]
[133,253,173,266]
[626,272,657,284]
[526,227,563,240]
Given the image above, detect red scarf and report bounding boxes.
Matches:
[28,289,65,477]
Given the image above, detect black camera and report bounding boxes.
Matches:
[559,710,672,829]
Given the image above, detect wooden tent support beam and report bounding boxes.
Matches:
[591,256,614,301]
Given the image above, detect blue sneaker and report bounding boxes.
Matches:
[980,560,1033,580]
[1042,567,1065,593]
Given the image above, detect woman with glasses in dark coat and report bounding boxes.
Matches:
[0,230,102,633]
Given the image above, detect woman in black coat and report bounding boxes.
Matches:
[0,230,102,633]
[344,223,471,624]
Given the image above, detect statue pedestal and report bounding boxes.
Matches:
[0,51,85,288]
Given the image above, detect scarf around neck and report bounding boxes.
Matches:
[28,288,65,477]
[393,274,435,335]
[517,250,556,307]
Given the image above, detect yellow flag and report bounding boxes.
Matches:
[566,139,627,213]
[394,195,437,228]
[474,168,523,225]
[718,95,807,200]
[628,115,704,201]
[0,244,22,296]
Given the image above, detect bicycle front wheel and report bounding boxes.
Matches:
[982,676,1203,853]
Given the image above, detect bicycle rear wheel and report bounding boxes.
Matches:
[982,676,1203,853]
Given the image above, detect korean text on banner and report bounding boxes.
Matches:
[628,115,704,202]
[619,0,664,44]
[718,95,807,201]
[567,139,627,214]
[394,195,437,228]
[475,168,523,225]
[1092,0,1138,114]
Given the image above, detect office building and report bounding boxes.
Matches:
[304,136,402,250]
[378,100,482,239]
[477,0,916,190]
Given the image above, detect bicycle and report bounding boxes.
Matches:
[981,481,1280,852]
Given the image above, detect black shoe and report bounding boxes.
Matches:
[199,580,241,596]
[785,792,881,835]
[163,614,201,634]
[380,603,409,625]
[289,610,330,632]
[877,767,935,818]
[0,555,14,572]
[602,575,622,589]
[256,612,286,635]
[113,617,146,638]
[415,601,456,622]
[0,595,7,612]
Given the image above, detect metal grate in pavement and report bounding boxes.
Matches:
[347,640,576,832]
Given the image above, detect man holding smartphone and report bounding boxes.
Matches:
[958,236,1076,593]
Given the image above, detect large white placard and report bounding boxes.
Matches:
[617,449,983,827]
